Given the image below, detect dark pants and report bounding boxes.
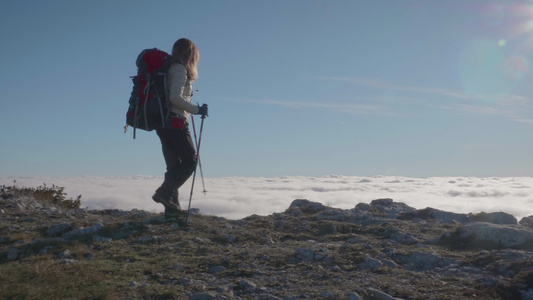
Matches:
[155,127,197,209]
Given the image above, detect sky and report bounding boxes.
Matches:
[1,0,533,179]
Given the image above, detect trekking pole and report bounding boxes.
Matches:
[185,114,206,225]
[191,115,207,194]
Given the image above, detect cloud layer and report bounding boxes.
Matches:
[2,175,532,220]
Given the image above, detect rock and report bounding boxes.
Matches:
[347,292,363,300]
[131,210,150,218]
[519,216,533,228]
[238,279,257,292]
[72,208,87,215]
[176,278,192,286]
[288,199,326,213]
[129,280,148,288]
[371,198,394,206]
[44,206,61,215]
[39,246,54,255]
[209,266,226,274]
[46,223,72,237]
[442,222,533,250]
[399,207,470,223]
[367,287,405,300]
[471,212,517,225]
[320,290,335,299]
[61,259,76,265]
[294,248,315,262]
[57,249,73,259]
[520,289,533,300]
[103,209,129,217]
[263,237,275,245]
[329,265,341,272]
[226,234,236,243]
[7,224,21,230]
[93,235,112,243]
[389,232,418,245]
[189,292,216,300]
[142,216,170,224]
[358,257,383,270]
[62,223,103,240]
[381,259,398,268]
[356,198,417,219]
[397,251,453,271]
[135,236,162,244]
[7,248,20,260]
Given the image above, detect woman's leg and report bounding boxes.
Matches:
[154,128,197,210]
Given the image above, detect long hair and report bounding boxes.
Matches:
[171,38,199,81]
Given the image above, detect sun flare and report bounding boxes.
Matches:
[503,3,533,52]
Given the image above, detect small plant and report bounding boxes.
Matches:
[3,181,82,210]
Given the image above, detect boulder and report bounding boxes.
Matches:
[395,251,454,271]
[441,222,533,250]
[471,212,517,225]
[399,207,470,223]
[288,199,326,213]
[519,216,533,228]
[358,257,383,270]
[355,198,417,219]
[46,223,72,237]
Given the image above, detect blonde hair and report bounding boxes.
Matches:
[171,38,199,81]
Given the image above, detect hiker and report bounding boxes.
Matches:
[152,38,208,218]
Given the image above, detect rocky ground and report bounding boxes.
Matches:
[2,185,533,299]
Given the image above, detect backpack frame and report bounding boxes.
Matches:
[125,48,172,139]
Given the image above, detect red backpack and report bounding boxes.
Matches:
[125,48,172,139]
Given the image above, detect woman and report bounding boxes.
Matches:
[152,38,208,218]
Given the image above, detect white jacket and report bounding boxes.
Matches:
[166,63,199,121]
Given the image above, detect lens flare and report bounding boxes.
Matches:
[459,3,533,99]
[498,3,533,53]
[503,56,528,79]
[459,40,512,98]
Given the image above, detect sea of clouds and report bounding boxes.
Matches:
[1,175,532,221]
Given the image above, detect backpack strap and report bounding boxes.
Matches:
[142,74,151,131]
[163,73,172,126]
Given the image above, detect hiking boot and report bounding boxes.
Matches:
[164,207,186,219]
[152,193,171,206]
[169,189,181,209]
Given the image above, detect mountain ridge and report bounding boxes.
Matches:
[1,186,533,299]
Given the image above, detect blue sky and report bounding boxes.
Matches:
[1,0,532,178]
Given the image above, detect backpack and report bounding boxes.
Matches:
[125,48,172,139]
